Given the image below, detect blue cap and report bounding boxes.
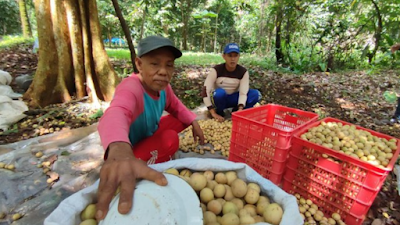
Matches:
[223,43,240,54]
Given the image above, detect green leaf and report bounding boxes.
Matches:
[384,34,394,46]
[60,151,71,156]
[383,91,398,103]
[89,109,104,119]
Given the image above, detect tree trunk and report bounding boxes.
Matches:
[284,10,292,60]
[275,4,284,64]
[25,0,118,107]
[139,6,147,40]
[111,0,137,73]
[108,29,112,47]
[18,0,32,38]
[87,0,118,101]
[258,0,267,53]
[181,0,191,50]
[51,0,74,102]
[79,0,99,105]
[213,4,222,53]
[65,0,85,99]
[368,0,382,64]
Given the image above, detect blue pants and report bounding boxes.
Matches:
[395,97,400,117]
[213,88,261,116]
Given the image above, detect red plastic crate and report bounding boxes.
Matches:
[228,104,318,185]
[283,117,400,225]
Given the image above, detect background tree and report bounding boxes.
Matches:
[18,0,32,38]
[24,0,118,107]
[111,0,137,72]
[0,0,21,35]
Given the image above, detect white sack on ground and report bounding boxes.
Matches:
[0,70,12,85]
[0,85,23,99]
[0,95,28,131]
[45,158,303,225]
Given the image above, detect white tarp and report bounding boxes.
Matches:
[45,158,303,225]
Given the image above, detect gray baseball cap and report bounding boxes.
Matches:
[137,35,182,58]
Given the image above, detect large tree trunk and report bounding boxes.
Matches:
[25,0,118,108]
[65,0,85,99]
[87,0,118,101]
[181,0,192,50]
[18,0,32,38]
[213,4,222,53]
[368,0,382,64]
[111,0,137,73]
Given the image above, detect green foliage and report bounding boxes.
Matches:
[0,0,21,35]
[0,35,34,50]
[383,91,398,103]
[95,0,400,72]
[89,109,104,119]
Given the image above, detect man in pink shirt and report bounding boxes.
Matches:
[95,36,205,221]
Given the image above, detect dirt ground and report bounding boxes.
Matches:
[0,44,400,224]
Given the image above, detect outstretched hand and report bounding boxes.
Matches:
[96,142,167,221]
[211,112,225,122]
[191,120,205,145]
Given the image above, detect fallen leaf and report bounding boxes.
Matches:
[44,154,58,165]
[60,151,71,156]
[383,212,389,218]
[46,171,59,183]
[371,218,384,225]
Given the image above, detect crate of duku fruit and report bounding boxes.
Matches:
[282,117,400,225]
[228,104,318,185]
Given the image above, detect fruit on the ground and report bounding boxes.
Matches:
[295,193,347,225]
[12,213,22,221]
[6,164,15,170]
[179,119,232,157]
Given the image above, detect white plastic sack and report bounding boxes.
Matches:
[0,70,12,85]
[0,95,28,130]
[0,84,23,99]
[45,158,303,225]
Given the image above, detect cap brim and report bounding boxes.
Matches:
[224,49,240,54]
[168,46,183,58]
[139,44,182,59]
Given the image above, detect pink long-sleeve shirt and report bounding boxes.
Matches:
[98,74,196,150]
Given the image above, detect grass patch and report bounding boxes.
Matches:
[0,35,34,50]
[106,48,131,60]
[106,48,274,69]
